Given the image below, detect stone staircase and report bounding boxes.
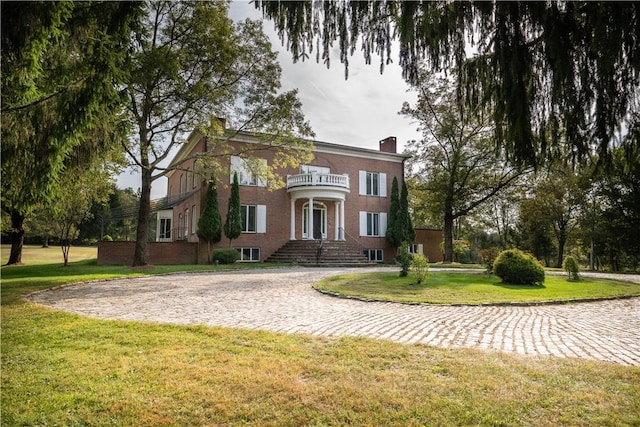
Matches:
[266,240,373,266]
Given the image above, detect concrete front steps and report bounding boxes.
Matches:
[266,240,373,266]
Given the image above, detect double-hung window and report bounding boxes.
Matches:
[359,211,387,237]
[184,208,189,236]
[241,205,267,233]
[241,205,257,233]
[367,172,379,196]
[231,156,267,187]
[191,205,197,234]
[367,212,379,236]
[159,218,171,240]
[359,171,387,197]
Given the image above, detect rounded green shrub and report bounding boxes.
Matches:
[493,249,545,286]
[211,248,240,264]
[562,256,580,281]
[411,254,430,284]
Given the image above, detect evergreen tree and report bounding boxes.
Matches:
[257,1,639,168]
[1,2,141,265]
[385,176,403,252]
[400,180,416,244]
[197,177,222,263]
[224,172,242,246]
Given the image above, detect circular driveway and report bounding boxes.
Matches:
[29,267,640,366]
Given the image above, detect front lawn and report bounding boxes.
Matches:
[315,271,640,304]
[2,261,639,425]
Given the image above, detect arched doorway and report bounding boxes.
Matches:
[302,201,327,239]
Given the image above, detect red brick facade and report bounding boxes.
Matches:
[152,129,409,264]
[97,241,198,265]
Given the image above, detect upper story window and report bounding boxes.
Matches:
[359,171,387,197]
[230,156,266,187]
[301,165,330,175]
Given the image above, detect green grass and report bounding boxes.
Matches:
[2,255,640,425]
[1,244,97,265]
[315,271,640,304]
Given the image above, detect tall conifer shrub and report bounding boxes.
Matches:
[197,177,222,263]
[224,172,242,247]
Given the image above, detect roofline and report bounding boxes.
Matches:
[166,128,410,177]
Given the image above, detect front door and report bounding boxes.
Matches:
[303,202,327,239]
[313,209,322,239]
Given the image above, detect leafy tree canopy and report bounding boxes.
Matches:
[256,1,640,168]
[126,1,313,266]
[1,1,141,264]
[402,70,529,262]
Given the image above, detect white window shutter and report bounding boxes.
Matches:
[379,173,387,197]
[256,205,267,233]
[379,212,387,236]
[359,211,367,236]
[417,244,424,255]
[359,171,367,195]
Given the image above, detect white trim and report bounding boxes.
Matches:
[359,171,367,195]
[359,211,367,236]
[236,247,261,262]
[302,201,327,239]
[379,173,387,197]
[256,205,266,233]
[379,212,387,236]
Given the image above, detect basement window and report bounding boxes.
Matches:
[363,249,384,263]
[236,247,260,262]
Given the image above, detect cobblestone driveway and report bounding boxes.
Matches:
[29,267,640,366]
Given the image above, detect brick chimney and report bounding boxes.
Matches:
[379,136,397,153]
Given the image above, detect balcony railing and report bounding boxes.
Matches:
[286,173,350,189]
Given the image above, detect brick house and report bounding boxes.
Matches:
[155,127,409,264]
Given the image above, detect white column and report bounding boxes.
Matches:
[307,197,314,239]
[290,198,296,240]
[334,201,339,240]
[339,200,345,240]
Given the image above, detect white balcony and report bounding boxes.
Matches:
[286,173,350,190]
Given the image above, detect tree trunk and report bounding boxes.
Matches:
[132,167,152,266]
[443,210,454,263]
[7,209,25,265]
[61,240,70,267]
[556,232,566,268]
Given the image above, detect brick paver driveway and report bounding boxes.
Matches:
[29,267,640,366]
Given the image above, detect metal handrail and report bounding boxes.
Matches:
[339,227,365,253]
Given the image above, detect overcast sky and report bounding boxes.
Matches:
[117,1,421,199]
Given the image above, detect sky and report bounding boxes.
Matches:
[116,1,421,199]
